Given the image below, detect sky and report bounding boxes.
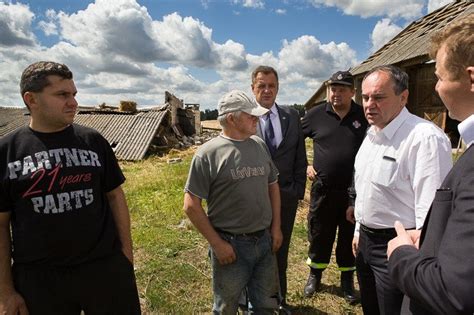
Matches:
[0,0,453,110]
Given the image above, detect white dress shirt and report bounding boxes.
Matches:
[458,114,474,148]
[354,107,453,236]
[259,104,283,148]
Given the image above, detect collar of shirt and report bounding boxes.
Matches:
[259,104,283,147]
[219,132,245,142]
[367,107,409,140]
[268,104,278,116]
[325,100,357,117]
[458,114,474,148]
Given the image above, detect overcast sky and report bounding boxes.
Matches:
[0,0,452,109]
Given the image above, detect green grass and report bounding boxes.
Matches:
[121,148,362,314]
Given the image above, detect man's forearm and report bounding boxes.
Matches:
[295,127,308,198]
[268,183,281,228]
[106,186,134,262]
[0,216,14,295]
[183,193,223,248]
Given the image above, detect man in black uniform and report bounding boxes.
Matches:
[302,71,367,303]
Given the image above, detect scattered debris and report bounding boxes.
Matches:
[167,158,183,164]
[0,91,213,160]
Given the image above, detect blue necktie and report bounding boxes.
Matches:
[264,112,276,156]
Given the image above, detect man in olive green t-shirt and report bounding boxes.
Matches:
[184,90,282,314]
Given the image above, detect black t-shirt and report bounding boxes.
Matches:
[0,124,125,266]
[302,101,368,189]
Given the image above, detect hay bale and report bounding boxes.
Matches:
[119,100,137,112]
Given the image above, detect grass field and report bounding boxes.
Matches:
[121,146,363,314]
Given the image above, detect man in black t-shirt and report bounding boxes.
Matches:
[0,61,140,314]
[302,71,367,304]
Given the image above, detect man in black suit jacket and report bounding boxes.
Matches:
[387,13,474,314]
[252,65,307,311]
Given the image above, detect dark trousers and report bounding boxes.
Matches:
[356,227,403,315]
[276,192,299,303]
[13,252,141,315]
[307,181,355,269]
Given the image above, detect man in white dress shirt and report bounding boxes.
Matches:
[350,65,452,314]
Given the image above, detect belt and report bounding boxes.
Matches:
[360,224,397,237]
[216,228,267,239]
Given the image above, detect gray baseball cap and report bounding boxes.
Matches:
[218,90,269,116]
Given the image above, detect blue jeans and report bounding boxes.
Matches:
[210,230,279,314]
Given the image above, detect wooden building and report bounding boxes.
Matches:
[305,0,473,146]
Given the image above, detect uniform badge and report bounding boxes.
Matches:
[353,120,361,129]
[337,73,343,80]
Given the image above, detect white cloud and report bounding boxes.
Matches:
[38,9,58,36]
[0,0,361,109]
[57,0,162,62]
[232,0,265,9]
[370,18,403,53]
[200,0,211,9]
[427,0,452,13]
[214,40,248,70]
[275,8,287,15]
[278,35,357,80]
[152,13,215,64]
[55,1,247,70]
[0,2,37,46]
[246,51,279,70]
[38,21,57,36]
[308,0,424,19]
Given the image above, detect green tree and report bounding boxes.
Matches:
[200,109,218,120]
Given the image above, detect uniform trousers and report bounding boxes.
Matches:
[356,226,403,315]
[13,252,141,315]
[307,180,355,270]
[276,192,299,303]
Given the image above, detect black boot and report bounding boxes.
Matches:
[304,268,322,297]
[341,271,358,304]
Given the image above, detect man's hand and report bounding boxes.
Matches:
[0,290,29,315]
[122,246,134,264]
[387,221,419,259]
[271,226,283,253]
[306,165,317,181]
[352,236,359,257]
[212,239,236,265]
[346,206,355,224]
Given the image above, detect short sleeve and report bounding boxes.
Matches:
[100,135,126,192]
[268,159,279,184]
[184,154,211,200]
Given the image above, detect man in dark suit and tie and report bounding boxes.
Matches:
[252,65,307,312]
[387,13,474,314]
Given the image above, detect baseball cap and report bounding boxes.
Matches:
[218,90,269,116]
[328,71,354,86]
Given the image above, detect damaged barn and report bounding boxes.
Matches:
[0,91,207,161]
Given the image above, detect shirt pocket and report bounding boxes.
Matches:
[371,156,398,187]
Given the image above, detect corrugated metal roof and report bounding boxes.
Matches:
[0,106,170,161]
[351,0,473,75]
[0,107,29,136]
[74,109,170,160]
